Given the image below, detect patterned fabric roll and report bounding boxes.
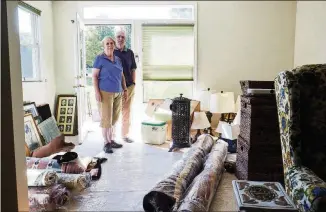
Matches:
[143,135,215,212]
[29,193,54,212]
[27,169,58,186]
[177,141,228,211]
[26,157,61,171]
[57,173,91,190]
[28,184,71,208]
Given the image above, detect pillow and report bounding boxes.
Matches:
[37,116,62,144]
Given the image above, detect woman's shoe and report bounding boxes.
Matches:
[103,143,113,154]
[111,140,123,148]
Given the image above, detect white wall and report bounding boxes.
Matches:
[197,1,296,96]
[52,1,297,97]
[22,1,56,111]
[294,1,326,66]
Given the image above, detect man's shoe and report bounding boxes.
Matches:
[103,143,113,154]
[123,137,134,143]
[111,140,123,148]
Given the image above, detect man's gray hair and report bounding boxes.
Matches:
[115,29,126,37]
[101,36,116,46]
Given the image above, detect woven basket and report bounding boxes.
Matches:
[239,111,280,145]
[240,80,275,96]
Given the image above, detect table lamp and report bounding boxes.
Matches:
[210,91,235,123]
[191,111,211,143]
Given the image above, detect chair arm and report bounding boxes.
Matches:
[286,166,326,211]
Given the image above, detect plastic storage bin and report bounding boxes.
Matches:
[141,120,167,145]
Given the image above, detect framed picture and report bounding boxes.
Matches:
[55,95,78,136]
[23,102,39,118]
[24,113,43,151]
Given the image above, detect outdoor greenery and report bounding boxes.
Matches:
[85,25,131,68]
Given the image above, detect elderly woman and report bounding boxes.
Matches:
[92,36,128,154]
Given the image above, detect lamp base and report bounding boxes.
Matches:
[192,129,201,144]
[205,111,214,136]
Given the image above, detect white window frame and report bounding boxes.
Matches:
[80,2,197,103]
[18,5,42,82]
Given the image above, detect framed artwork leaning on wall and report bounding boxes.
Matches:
[55,94,78,136]
[24,113,43,151]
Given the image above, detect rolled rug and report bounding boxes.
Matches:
[26,157,61,171]
[143,135,215,212]
[176,141,228,212]
[57,173,91,191]
[27,169,58,186]
[28,184,71,209]
[29,193,54,212]
[190,134,215,155]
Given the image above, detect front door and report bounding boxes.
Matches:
[75,13,87,143]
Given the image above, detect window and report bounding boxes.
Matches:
[83,5,194,20]
[18,2,41,81]
[142,25,195,101]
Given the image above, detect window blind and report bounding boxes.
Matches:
[18,1,41,16]
[142,25,194,81]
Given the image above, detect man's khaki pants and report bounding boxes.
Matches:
[122,84,135,138]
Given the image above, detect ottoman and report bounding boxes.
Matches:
[232,180,297,212]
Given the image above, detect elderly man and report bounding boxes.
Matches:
[114,29,137,143]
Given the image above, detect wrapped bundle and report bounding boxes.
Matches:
[26,157,61,171]
[143,135,215,212]
[57,173,91,190]
[177,141,228,212]
[27,169,58,186]
[28,184,71,207]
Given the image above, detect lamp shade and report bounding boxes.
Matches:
[216,121,239,140]
[210,92,235,113]
[232,109,241,126]
[196,89,211,111]
[191,112,211,129]
[235,95,241,112]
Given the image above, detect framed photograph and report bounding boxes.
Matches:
[24,102,39,118]
[55,95,78,136]
[24,113,43,151]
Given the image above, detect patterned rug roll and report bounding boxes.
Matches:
[143,135,215,212]
[26,157,61,171]
[29,193,54,212]
[27,169,58,186]
[57,173,91,190]
[177,141,228,211]
[28,184,71,211]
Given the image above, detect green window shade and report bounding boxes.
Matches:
[142,25,194,81]
[18,1,41,16]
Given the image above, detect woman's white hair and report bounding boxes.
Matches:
[101,36,116,46]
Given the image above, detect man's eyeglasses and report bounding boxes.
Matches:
[117,35,125,39]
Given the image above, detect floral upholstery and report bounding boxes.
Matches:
[275,64,326,212]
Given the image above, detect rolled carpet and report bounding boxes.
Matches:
[57,173,92,191]
[27,169,58,186]
[26,157,61,171]
[176,140,228,211]
[143,135,215,212]
[28,184,71,211]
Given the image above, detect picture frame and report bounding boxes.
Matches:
[23,102,39,118]
[24,113,43,152]
[55,95,78,136]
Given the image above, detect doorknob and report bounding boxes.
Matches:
[73,84,85,88]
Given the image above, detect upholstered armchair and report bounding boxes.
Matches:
[275,64,326,212]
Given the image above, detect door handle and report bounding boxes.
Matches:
[73,84,85,88]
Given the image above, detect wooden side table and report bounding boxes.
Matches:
[232,180,297,212]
